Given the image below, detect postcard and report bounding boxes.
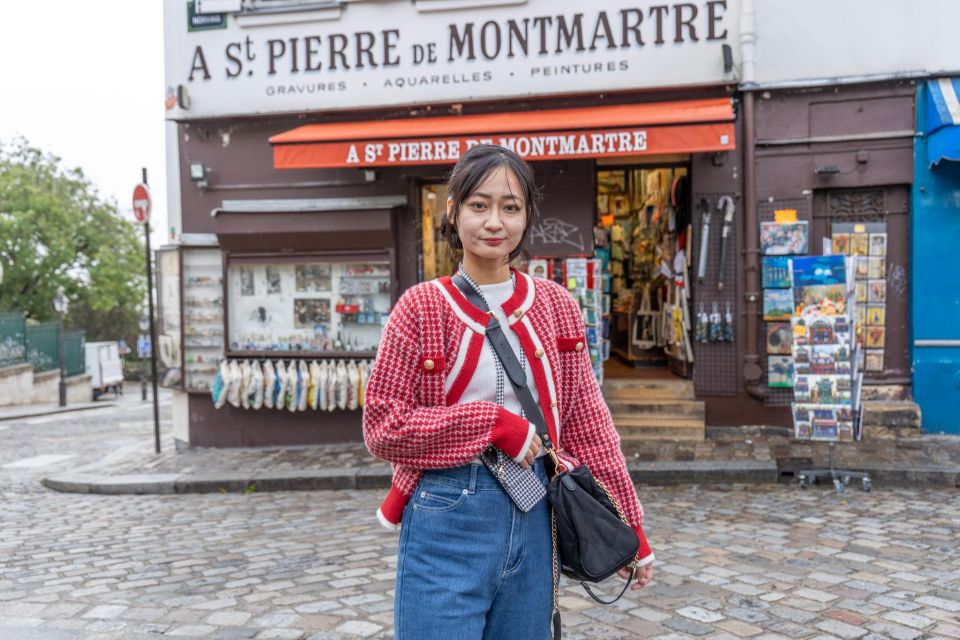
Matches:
[768,355,795,388]
[856,280,868,303]
[789,255,847,287]
[865,349,885,372]
[868,280,886,303]
[850,233,869,256]
[868,256,886,280]
[794,283,848,317]
[766,322,792,355]
[762,256,792,289]
[867,305,886,326]
[865,325,886,349]
[763,289,794,321]
[832,233,851,256]
[869,233,887,257]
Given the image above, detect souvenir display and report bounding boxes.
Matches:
[722,302,735,343]
[760,221,809,255]
[209,357,372,411]
[565,257,606,382]
[788,255,864,442]
[183,248,225,393]
[156,248,183,388]
[833,222,888,374]
[227,260,390,354]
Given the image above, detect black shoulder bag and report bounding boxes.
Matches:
[452,275,640,631]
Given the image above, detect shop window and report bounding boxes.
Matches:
[225,255,391,356]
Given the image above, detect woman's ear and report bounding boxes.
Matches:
[446,197,455,227]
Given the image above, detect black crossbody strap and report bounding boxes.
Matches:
[451,274,551,444]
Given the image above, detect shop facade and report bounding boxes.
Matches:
[162,0,751,447]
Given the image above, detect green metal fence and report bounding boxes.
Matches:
[0,314,85,375]
[64,330,85,376]
[0,312,27,368]
[26,322,59,373]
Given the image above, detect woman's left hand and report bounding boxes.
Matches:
[618,562,653,590]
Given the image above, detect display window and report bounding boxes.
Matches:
[226,253,392,356]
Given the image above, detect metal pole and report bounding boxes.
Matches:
[58,315,66,407]
[143,167,161,454]
[141,349,148,401]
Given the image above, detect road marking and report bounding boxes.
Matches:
[2,454,75,469]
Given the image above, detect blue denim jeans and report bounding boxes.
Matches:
[394,458,553,639]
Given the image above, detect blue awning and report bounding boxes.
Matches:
[925,77,960,167]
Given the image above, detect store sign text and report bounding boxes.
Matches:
[272,123,736,169]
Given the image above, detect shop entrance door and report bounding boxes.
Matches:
[594,162,694,382]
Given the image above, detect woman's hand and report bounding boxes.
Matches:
[618,562,653,590]
[520,433,542,469]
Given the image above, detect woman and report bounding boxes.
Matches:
[363,144,654,639]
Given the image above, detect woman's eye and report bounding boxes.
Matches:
[468,201,486,210]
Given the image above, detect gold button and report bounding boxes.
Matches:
[423,359,435,371]
[550,400,558,408]
[575,342,585,352]
[535,349,544,359]
[513,309,523,319]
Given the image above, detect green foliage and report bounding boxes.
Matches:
[0,139,146,343]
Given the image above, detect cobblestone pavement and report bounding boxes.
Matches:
[3,480,960,639]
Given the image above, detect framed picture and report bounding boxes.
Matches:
[611,194,631,217]
[766,322,792,355]
[869,233,887,257]
[831,233,851,256]
[760,221,809,255]
[865,325,886,349]
[763,289,794,321]
[762,256,792,288]
[239,267,255,296]
[266,266,282,294]
[293,299,330,328]
[596,195,610,217]
[528,259,549,279]
[768,355,795,388]
[868,256,886,280]
[596,170,626,194]
[295,264,331,293]
[850,233,869,257]
[868,280,886,303]
[867,305,886,326]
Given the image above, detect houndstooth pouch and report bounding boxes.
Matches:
[481,445,547,512]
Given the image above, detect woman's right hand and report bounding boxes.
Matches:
[520,433,542,469]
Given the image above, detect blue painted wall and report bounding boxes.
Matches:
[912,82,960,434]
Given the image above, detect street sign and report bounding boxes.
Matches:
[132,183,151,224]
[137,335,152,358]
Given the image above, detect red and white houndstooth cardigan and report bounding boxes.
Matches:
[362,269,653,563]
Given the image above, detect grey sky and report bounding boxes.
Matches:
[0,0,168,245]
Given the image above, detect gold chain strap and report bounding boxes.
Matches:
[594,475,628,525]
[550,507,559,617]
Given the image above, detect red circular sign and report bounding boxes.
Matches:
[132,184,151,223]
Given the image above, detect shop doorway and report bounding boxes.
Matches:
[593,162,694,381]
[419,183,455,283]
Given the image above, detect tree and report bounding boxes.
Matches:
[0,139,146,344]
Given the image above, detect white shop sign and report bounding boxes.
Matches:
[164,0,738,120]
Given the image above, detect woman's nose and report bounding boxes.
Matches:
[484,208,504,229]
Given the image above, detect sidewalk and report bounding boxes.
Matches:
[0,398,118,422]
[41,423,960,496]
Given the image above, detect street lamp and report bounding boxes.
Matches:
[139,313,150,401]
[52,287,68,407]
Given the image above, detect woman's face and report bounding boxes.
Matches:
[448,165,528,264]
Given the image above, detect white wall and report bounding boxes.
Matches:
[753,0,960,88]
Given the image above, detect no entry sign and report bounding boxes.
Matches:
[132,183,151,223]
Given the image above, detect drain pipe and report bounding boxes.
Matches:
[739,0,765,400]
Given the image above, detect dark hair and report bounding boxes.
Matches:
[440,144,540,265]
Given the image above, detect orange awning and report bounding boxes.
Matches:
[270,98,735,169]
